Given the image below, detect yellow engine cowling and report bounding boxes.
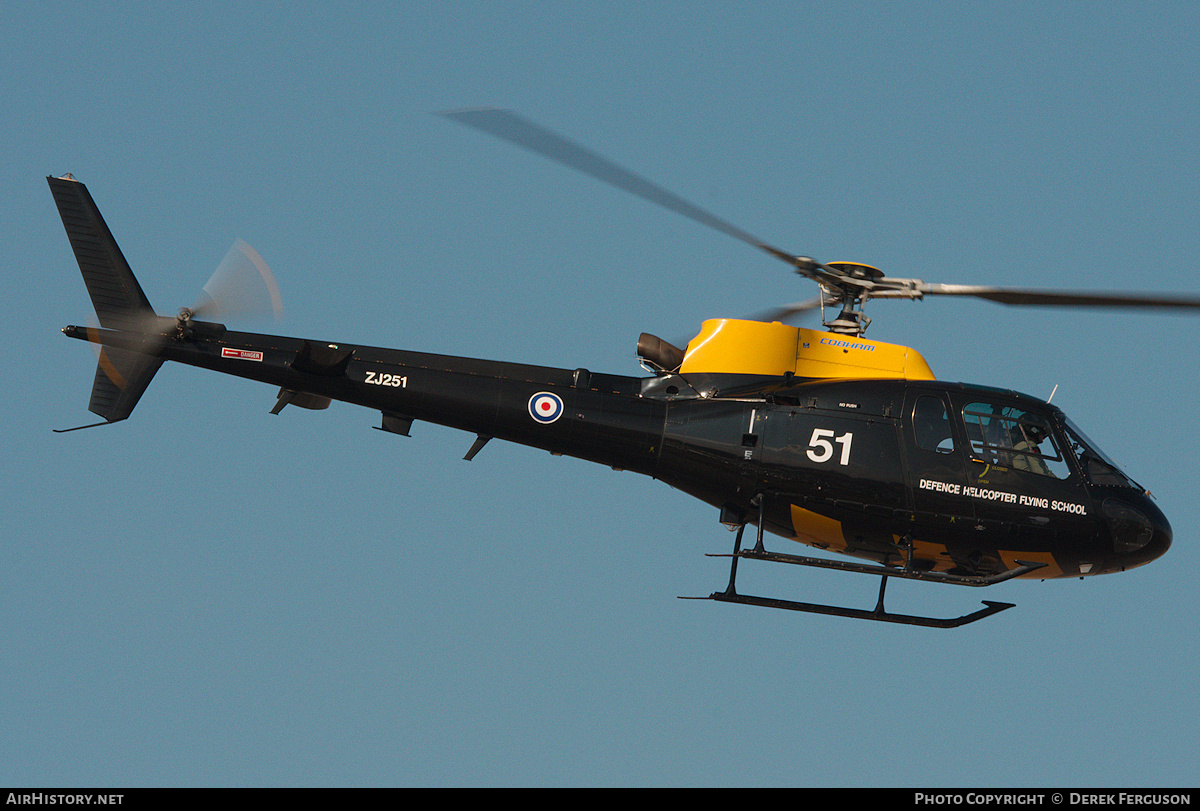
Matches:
[679,319,935,380]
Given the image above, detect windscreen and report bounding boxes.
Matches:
[1060,415,1139,488]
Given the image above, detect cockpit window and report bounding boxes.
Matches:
[1060,415,1139,488]
[962,401,1070,479]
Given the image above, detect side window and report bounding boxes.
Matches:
[962,401,1071,479]
[912,396,955,453]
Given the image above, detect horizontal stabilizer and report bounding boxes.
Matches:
[48,175,155,330]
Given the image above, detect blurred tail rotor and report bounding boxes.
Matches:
[186,239,284,325]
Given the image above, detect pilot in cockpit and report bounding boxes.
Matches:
[1011,419,1052,476]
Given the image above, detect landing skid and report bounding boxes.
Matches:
[684,498,1045,628]
[702,579,1016,628]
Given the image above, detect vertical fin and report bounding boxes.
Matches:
[50,175,164,427]
[87,344,164,423]
[47,175,154,330]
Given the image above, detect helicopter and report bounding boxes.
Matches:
[52,109,1200,628]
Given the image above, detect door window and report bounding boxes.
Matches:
[962,401,1070,479]
[912,395,955,453]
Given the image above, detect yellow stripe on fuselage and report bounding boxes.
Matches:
[790,505,846,552]
[998,550,1062,579]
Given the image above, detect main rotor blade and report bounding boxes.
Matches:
[918,283,1200,310]
[745,296,827,324]
[439,108,813,273]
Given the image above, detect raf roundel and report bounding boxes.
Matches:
[528,392,564,424]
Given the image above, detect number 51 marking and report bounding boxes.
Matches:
[807,429,853,465]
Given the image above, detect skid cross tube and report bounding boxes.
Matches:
[724,548,1047,587]
[685,498,1041,627]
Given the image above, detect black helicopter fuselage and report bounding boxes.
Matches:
[63,321,1171,583]
[51,170,1176,627]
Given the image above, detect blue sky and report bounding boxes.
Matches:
[4,1,1199,787]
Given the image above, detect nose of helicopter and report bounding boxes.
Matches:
[1103,497,1172,569]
